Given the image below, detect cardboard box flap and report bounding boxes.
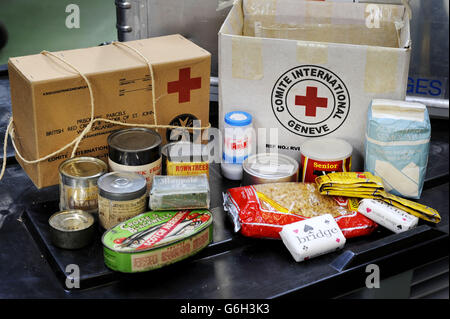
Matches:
[221,0,410,49]
[219,0,244,36]
[242,0,406,24]
[8,34,211,83]
[218,0,411,172]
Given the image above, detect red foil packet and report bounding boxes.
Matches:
[223,185,377,239]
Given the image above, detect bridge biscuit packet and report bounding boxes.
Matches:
[280,214,346,262]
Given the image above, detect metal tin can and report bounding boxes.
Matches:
[97,172,148,229]
[59,157,108,214]
[300,138,352,183]
[161,141,210,177]
[102,209,213,273]
[242,153,299,186]
[49,210,95,250]
[107,128,162,192]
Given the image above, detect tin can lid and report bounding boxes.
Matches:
[301,138,353,161]
[162,141,209,163]
[108,128,162,166]
[59,157,107,180]
[243,153,299,179]
[49,210,94,232]
[224,111,252,127]
[98,172,147,201]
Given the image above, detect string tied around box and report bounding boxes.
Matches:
[0,41,211,181]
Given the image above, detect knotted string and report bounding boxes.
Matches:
[0,41,210,180]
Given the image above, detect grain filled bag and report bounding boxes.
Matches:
[223,183,377,239]
[364,99,431,199]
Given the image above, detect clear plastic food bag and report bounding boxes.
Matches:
[149,174,210,210]
[223,182,377,239]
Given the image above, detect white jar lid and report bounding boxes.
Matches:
[301,138,352,161]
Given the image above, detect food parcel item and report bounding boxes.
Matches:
[97,171,147,229]
[102,210,213,273]
[7,34,211,188]
[317,171,384,197]
[365,99,431,199]
[280,214,346,262]
[219,0,411,171]
[108,128,162,192]
[300,138,352,183]
[242,153,299,186]
[358,199,418,234]
[49,210,95,250]
[161,141,210,177]
[223,182,377,239]
[316,172,441,223]
[59,157,107,214]
[149,175,210,210]
[221,111,253,180]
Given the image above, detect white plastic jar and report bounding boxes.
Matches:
[221,111,253,180]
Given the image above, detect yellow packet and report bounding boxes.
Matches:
[315,172,441,223]
[316,172,384,192]
[375,190,441,223]
[320,190,379,198]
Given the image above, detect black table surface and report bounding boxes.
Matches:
[0,70,448,299]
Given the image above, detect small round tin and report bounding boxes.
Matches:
[49,210,95,250]
[108,128,162,191]
[59,157,108,214]
[242,153,299,186]
[300,138,352,183]
[97,171,148,229]
[161,141,210,177]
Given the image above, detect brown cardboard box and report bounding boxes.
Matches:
[8,34,211,188]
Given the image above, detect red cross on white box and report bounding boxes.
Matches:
[295,86,328,117]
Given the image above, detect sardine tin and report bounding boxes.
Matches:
[102,209,213,273]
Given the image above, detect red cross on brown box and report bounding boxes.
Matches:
[167,67,202,103]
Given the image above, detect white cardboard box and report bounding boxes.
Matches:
[218,0,411,170]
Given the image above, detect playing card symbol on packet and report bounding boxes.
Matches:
[279,214,346,262]
[223,183,377,239]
